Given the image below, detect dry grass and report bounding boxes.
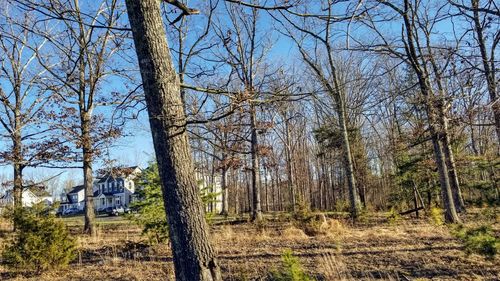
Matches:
[0,210,498,280]
[281,226,308,239]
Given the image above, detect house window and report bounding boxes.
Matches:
[101,198,105,206]
[115,197,121,206]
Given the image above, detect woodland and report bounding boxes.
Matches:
[0,0,498,280]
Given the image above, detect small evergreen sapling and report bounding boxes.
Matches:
[129,162,221,243]
[2,204,76,273]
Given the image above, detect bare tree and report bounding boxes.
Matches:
[211,2,278,221]
[14,0,134,235]
[356,0,462,222]
[449,0,499,148]
[0,5,68,212]
[274,2,363,218]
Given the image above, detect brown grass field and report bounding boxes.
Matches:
[0,209,498,281]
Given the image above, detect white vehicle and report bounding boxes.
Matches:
[112,206,125,216]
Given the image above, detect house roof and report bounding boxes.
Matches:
[97,176,111,183]
[0,189,39,201]
[67,185,85,194]
[96,166,141,183]
[29,185,51,197]
[0,182,49,198]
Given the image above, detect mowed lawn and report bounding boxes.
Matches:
[61,215,133,227]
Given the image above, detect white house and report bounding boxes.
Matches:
[0,182,53,211]
[195,172,223,214]
[0,188,43,208]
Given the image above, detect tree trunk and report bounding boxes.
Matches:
[13,163,23,208]
[220,167,229,216]
[431,132,460,223]
[284,116,296,211]
[12,130,23,210]
[397,0,461,224]
[82,118,96,236]
[263,163,269,212]
[250,104,263,221]
[234,169,240,215]
[442,128,466,213]
[413,184,419,219]
[125,1,221,280]
[338,100,360,219]
[275,167,282,211]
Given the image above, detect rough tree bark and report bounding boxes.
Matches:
[284,111,296,210]
[81,114,95,235]
[12,126,23,210]
[125,1,222,280]
[250,103,263,221]
[337,99,361,219]
[442,126,466,212]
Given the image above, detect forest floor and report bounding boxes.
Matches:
[0,209,498,281]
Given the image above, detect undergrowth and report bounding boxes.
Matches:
[269,249,312,281]
[2,204,76,273]
[452,224,499,259]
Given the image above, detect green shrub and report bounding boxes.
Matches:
[452,225,499,259]
[357,208,371,224]
[429,207,444,226]
[334,200,350,213]
[129,161,221,243]
[292,200,312,222]
[129,163,169,243]
[199,184,221,224]
[2,204,76,273]
[386,207,401,225]
[269,250,312,281]
[478,207,498,222]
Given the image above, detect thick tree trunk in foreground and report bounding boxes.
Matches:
[125,1,221,280]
